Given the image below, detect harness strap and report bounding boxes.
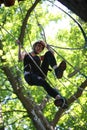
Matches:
[24,71,31,76]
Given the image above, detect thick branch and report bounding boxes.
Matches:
[68,79,87,104]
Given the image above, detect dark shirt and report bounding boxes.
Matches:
[24,53,41,74]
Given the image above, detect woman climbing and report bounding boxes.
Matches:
[17,40,68,109]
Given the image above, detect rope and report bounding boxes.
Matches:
[30,0,47,44]
[30,0,47,43]
[0,25,16,40]
[33,10,47,43]
[50,44,85,50]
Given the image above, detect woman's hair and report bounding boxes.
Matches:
[32,40,45,51]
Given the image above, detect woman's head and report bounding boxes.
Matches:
[32,40,45,54]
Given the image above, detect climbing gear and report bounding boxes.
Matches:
[55,60,66,79]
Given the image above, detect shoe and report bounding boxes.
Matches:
[54,97,68,109]
[55,60,66,79]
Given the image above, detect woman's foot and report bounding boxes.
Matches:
[54,97,68,109]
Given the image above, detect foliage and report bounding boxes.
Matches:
[0,0,87,129]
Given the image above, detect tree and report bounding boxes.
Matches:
[0,0,87,129]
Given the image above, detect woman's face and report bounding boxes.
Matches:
[34,43,44,54]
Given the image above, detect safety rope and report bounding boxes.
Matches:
[50,44,84,50]
[33,10,47,43]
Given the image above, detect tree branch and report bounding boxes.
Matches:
[68,79,87,104]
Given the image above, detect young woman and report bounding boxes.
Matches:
[18,40,68,109]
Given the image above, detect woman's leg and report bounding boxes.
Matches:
[40,51,57,77]
[41,51,66,79]
[24,73,59,98]
[24,73,68,109]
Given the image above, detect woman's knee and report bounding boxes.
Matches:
[45,51,53,57]
[24,75,33,85]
